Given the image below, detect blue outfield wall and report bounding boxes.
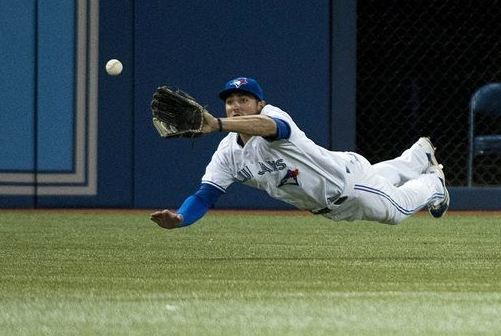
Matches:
[0,0,134,208]
[0,0,500,210]
[133,0,332,209]
[0,1,36,172]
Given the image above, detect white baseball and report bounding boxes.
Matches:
[105,59,123,76]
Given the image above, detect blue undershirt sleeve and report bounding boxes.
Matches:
[176,183,224,227]
[265,117,291,141]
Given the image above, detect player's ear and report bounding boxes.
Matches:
[257,100,266,111]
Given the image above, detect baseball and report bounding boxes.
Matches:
[105,59,123,76]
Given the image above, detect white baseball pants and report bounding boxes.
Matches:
[324,141,446,224]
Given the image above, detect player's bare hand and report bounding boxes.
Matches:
[150,209,183,230]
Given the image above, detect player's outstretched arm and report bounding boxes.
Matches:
[150,183,224,230]
[201,111,277,137]
[150,210,183,230]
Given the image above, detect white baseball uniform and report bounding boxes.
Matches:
[201,104,445,224]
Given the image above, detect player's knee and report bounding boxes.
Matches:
[393,214,414,225]
[383,216,404,225]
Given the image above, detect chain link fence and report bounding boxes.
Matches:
[356,0,501,186]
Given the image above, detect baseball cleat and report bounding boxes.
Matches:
[427,163,450,218]
[416,137,439,168]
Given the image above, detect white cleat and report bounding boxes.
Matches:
[427,163,450,218]
[416,137,439,169]
[417,137,450,218]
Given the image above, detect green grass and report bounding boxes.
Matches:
[1,210,501,335]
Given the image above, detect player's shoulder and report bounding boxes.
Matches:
[209,133,243,168]
[261,104,295,124]
[263,104,301,132]
[214,133,238,152]
[261,104,289,117]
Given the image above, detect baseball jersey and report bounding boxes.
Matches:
[201,104,354,211]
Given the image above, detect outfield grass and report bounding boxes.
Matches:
[1,210,501,335]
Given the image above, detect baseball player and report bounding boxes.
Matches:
[150,77,449,229]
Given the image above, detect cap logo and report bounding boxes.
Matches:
[230,78,248,88]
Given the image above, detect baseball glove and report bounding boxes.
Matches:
[151,86,206,138]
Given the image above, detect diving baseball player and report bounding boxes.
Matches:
[150,77,449,229]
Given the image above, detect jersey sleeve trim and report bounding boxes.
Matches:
[201,180,227,193]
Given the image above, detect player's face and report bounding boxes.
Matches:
[225,93,265,118]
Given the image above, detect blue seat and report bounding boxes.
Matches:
[467,83,501,186]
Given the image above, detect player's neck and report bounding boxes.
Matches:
[238,134,251,147]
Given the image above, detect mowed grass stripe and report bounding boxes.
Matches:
[0,210,500,335]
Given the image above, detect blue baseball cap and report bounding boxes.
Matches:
[218,77,265,101]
